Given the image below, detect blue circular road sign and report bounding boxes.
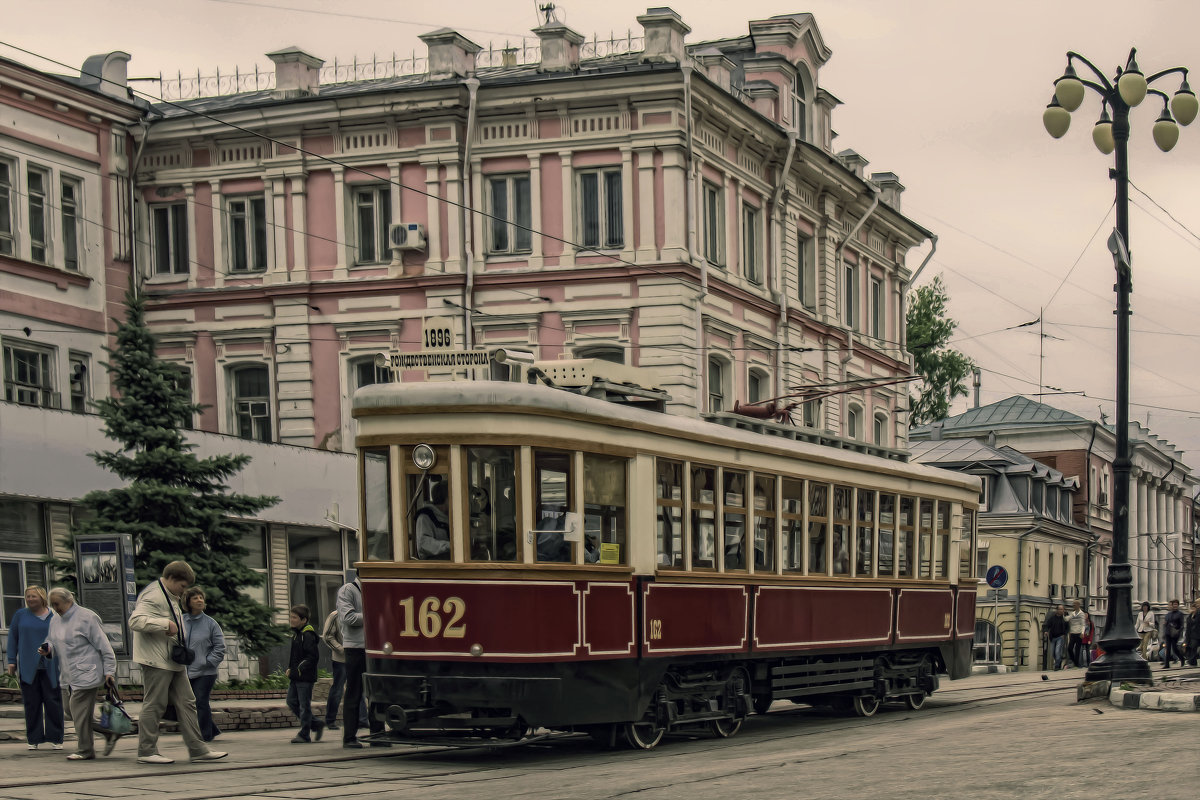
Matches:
[986,565,1009,589]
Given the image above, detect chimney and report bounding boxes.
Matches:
[266,47,324,98]
[419,28,482,81]
[534,22,584,73]
[79,52,131,100]
[870,171,905,211]
[836,149,869,178]
[637,7,690,64]
[692,46,734,91]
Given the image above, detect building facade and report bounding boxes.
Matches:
[132,9,932,456]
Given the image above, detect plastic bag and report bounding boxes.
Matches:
[98,695,134,736]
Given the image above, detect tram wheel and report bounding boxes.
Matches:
[903,691,927,710]
[623,719,665,750]
[708,717,742,738]
[851,694,880,717]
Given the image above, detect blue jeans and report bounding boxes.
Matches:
[189,673,221,741]
[1050,635,1067,668]
[287,681,317,739]
[20,668,64,746]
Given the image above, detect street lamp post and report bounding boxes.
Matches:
[1043,50,1197,684]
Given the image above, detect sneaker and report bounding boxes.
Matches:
[27,744,37,751]
[52,743,64,751]
[342,741,363,749]
[290,735,310,744]
[137,754,175,764]
[190,751,228,762]
[66,753,95,760]
[103,736,118,757]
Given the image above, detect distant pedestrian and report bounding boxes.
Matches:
[1066,600,1086,667]
[1160,599,1185,669]
[182,587,226,742]
[43,588,116,760]
[1081,612,1095,666]
[129,561,227,765]
[336,571,385,748]
[5,585,64,751]
[1042,605,1069,670]
[285,604,323,743]
[1185,600,1200,667]
[1135,601,1156,660]
[320,609,345,729]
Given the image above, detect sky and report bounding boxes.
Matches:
[5,0,1200,469]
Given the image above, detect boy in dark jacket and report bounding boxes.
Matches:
[285,605,324,743]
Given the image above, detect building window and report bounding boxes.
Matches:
[873,411,888,446]
[742,204,762,284]
[3,342,55,408]
[172,365,194,430]
[578,169,622,249]
[0,159,13,256]
[238,524,269,606]
[229,196,268,272]
[847,403,863,440]
[702,181,724,266]
[488,174,531,254]
[61,178,82,271]
[352,185,390,265]
[231,364,272,442]
[352,355,391,389]
[27,167,49,264]
[797,232,816,309]
[870,276,883,339]
[151,203,189,275]
[575,345,625,364]
[747,369,768,404]
[973,620,1001,664]
[287,526,350,625]
[707,356,726,413]
[68,353,90,413]
[844,263,859,329]
[803,397,822,429]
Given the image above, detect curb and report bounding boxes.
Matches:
[1110,687,1200,712]
[971,664,1009,674]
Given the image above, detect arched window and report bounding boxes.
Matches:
[230,364,272,442]
[707,356,728,413]
[576,345,625,364]
[747,368,769,404]
[350,355,391,390]
[873,411,889,446]
[846,403,863,440]
[794,64,815,143]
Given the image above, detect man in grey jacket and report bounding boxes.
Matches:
[44,588,116,760]
[336,572,384,748]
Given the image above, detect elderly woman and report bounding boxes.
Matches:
[4,585,64,751]
[44,587,116,760]
[182,587,226,742]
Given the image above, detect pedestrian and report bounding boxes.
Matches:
[1135,601,1156,660]
[336,570,386,748]
[320,608,346,730]
[1161,599,1186,669]
[182,587,226,742]
[5,585,64,751]
[285,604,323,743]
[129,561,227,765]
[1081,612,1094,666]
[1185,600,1200,667]
[42,588,116,760]
[1042,604,1069,670]
[1066,600,1086,667]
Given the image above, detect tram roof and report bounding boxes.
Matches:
[354,381,980,495]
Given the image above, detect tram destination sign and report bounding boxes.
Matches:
[389,350,492,369]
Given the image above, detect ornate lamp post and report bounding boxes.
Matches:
[1043,50,1198,684]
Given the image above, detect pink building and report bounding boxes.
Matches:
[134,9,933,454]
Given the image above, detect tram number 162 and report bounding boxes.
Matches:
[397,596,467,639]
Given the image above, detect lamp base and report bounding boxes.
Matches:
[1084,648,1152,684]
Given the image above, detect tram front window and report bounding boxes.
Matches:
[467,447,518,562]
[363,448,392,561]
[535,450,574,563]
[410,474,451,560]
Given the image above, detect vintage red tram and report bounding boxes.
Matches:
[353,379,979,749]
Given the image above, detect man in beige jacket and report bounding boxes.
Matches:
[129,561,226,765]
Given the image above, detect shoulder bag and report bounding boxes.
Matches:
[160,581,195,666]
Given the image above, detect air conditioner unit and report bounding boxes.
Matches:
[389,222,427,251]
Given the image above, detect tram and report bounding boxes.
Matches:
[353,368,979,749]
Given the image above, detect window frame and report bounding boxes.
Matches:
[60,176,83,272]
[707,355,728,413]
[843,262,860,329]
[487,173,532,255]
[0,157,14,257]
[577,167,623,250]
[351,184,391,266]
[3,341,56,408]
[151,202,190,275]
[27,165,50,264]
[229,363,273,443]
[870,276,884,339]
[742,202,762,284]
[797,232,816,310]
[228,195,269,273]
[67,352,90,414]
[702,180,725,266]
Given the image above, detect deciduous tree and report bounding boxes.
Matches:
[907,275,974,425]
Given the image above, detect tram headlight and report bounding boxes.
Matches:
[469,643,484,657]
[382,641,394,655]
[412,444,436,471]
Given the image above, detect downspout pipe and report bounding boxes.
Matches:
[770,133,798,402]
[1015,521,1048,669]
[682,65,702,292]
[461,77,480,352]
[899,233,937,357]
[129,120,151,298]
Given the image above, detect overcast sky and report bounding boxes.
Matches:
[6,0,1200,470]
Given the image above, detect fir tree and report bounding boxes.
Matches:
[65,291,285,655]
[907,275,975,425]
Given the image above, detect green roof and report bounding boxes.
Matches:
[913,395,1091,437]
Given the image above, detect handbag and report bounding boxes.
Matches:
[98,688,135,736]
[160,581,196,666]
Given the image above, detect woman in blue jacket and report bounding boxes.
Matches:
[182,587,226,742]
[4,585,63,750]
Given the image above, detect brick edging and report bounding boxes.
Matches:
[1109,687,1200,712]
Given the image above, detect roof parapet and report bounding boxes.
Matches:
[266,47,323,98]
[533,22,585,73]
[637,7,690,64]
[419,28,482,81]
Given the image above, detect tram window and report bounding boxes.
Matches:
[753,474,776,572]
[362,448,392,561]
[856,490,875,577]
[656,460,684,569]
[808,482,829,575]
[918,498,934,579]
[535,450,574,563]
[878,494,896,577]
[691,465,717,569]
[898,496,915,578]
[408,471,451,561]
[935,501,951,578]
[832,485,852,576]
[781,478,804,572]
[960,508,977,578]
[584,454,627,565]
[723,470,748,571]
[466,447,519,562]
